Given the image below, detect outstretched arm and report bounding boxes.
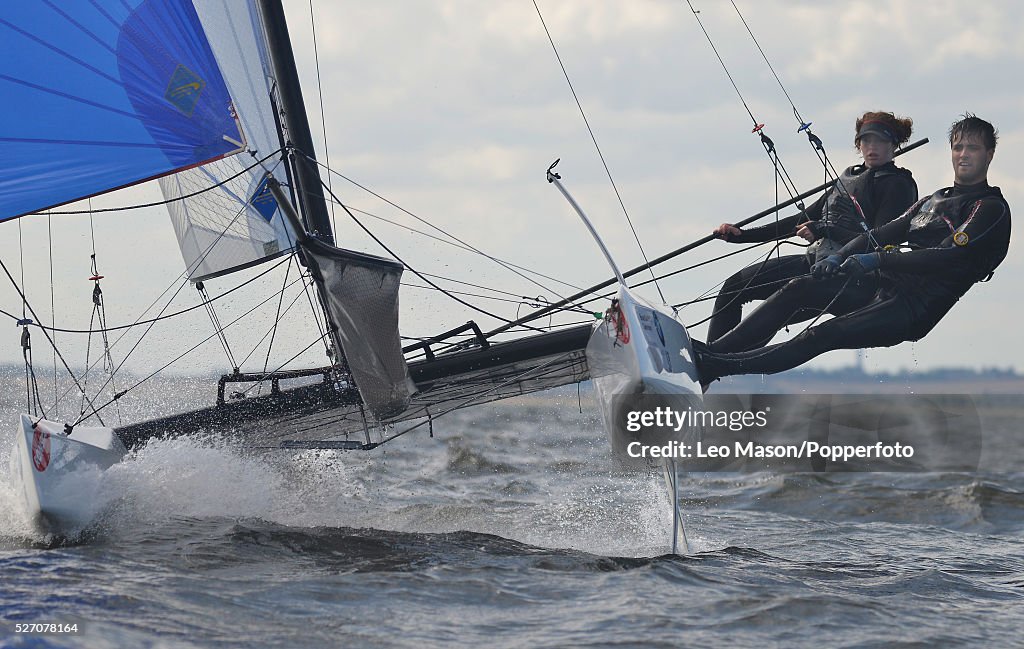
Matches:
[723,193,826,243]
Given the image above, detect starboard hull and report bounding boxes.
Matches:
[586,286,703,470]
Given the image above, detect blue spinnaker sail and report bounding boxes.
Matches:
[0,0,244,222]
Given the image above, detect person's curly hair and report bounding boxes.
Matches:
[854,111,913,148]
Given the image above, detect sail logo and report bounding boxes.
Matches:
[31,427,51,472]
[165,64,206,116]
[250,177,279,222]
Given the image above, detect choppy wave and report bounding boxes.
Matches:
[2,399,1023,647]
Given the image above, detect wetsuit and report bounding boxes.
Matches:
[698,181,1011,381]
[708,162,917,346]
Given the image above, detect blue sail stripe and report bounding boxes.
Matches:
[0,18,123,88]
[42,1,118,59]
[0,74,140,121]
[86,0,126,30]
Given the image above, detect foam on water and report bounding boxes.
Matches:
[0,422,690,556]
[0,425,34,542]
[7,397,936,558]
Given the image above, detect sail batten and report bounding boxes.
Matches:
[0,0,244,223]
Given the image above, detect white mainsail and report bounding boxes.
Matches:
[161,0,297,282]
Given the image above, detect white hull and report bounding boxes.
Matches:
[10,414,127,534]
[586,285,703,469]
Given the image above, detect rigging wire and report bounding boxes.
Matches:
[727,0,881,253]
[682,0,806,206]
[729,0,840,181]
[1,254,103,423]
[39,150,283,215]
[410,270,592,313]
[73,273,313,427]
[307,0,337,236]
[3,148,291,414]
[4,153,292,335]
[236,273,312,370]
[17,218,46,417]
[197,281,238,371]
[303,153,594,314]
[241,333,330,398]
[306,171,550,334]
[400,280,593,314]
[256,255,295,396]
[532,0,667,304]
[48,213,57,414]
[0,255,292,335]
[4,146,318,421]
[325,194,586,293]
[80,198,123,423]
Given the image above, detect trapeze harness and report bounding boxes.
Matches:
[700,183,1011,380]
[708,162,916,344]
[806,163,915,260]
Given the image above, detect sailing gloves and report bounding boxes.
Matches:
[811,254,844,278]
[811,252,881,278]
[839,253,881,275]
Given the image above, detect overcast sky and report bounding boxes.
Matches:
[2,1,1021,378]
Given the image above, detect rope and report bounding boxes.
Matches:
[682,1,806,207]
[72,273,312,426]
[307,174,550,334]
[301,152,594,317]
[307,0,337,236]
[0,255,291,334]
[532,0,667,304]
[38,150,283,215]
[1,254,105,424]
[197,281,238,370]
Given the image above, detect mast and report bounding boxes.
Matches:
[256,0,335,245]
[255,0,347,374]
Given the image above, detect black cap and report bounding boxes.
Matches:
[857,120,898,144]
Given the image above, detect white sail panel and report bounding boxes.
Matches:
[161,0,296,282]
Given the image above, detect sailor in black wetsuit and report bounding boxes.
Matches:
[708,111,918,348]
[697,113,1011,384]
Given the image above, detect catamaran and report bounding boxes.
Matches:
[2,1,935,554]
[2,0,704,549]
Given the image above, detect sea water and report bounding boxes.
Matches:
[1,383,1023,648]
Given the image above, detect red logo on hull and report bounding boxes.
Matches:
[31,427,51,472]
[609,303,630,345]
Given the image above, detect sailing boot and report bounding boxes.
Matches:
[691,340,721,393]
